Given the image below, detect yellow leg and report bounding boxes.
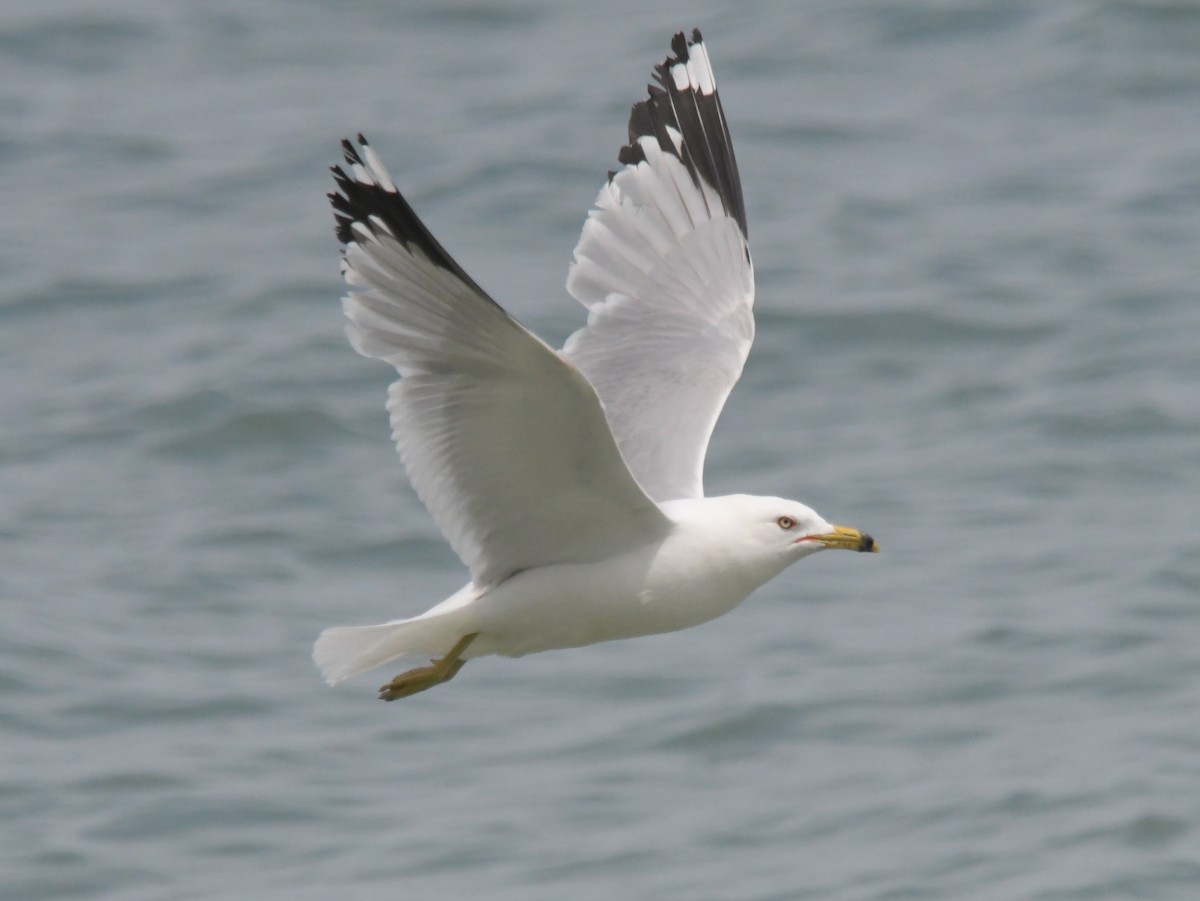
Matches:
[378,632,479,701]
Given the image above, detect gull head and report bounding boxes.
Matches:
[731,494,877,561]
[664,494,877,587]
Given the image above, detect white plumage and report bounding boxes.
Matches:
[315,29,875,700]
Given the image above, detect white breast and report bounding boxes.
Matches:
[467,506,773,658]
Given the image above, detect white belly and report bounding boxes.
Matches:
[466,542,759,659]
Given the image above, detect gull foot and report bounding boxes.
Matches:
[378,632,478,701]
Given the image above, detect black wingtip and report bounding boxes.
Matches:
[670,31,688,60]
[327,136,493,299]
[613,29,747,237]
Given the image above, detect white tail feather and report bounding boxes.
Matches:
[313,622,414,685]
[313,585,483,685]
[313,619,458,685]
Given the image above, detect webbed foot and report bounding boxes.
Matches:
[378,632,478,700]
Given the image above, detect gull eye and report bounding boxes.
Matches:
[776,516,797,530]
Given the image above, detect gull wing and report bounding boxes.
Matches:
[330,137,669,587]
[563,29,755,502]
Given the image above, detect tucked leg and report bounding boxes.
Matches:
[378,632,479,701]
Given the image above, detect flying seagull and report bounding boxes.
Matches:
[315,29,877,701]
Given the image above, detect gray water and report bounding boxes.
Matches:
[3,1,1199,898]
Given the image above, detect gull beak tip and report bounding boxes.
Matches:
[818,525,879,553]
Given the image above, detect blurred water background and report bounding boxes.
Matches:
[3,1,1200,898]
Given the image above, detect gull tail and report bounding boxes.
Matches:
[313,586,482,685]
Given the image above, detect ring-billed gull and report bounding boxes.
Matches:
[315,29,877,701]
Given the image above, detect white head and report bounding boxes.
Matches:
[664,493,877,589]
[732,493,874,556]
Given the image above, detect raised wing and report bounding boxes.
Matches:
[330,137,669,587]
[563,29,755,502]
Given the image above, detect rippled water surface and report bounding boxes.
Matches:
[4,1,1200,898]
